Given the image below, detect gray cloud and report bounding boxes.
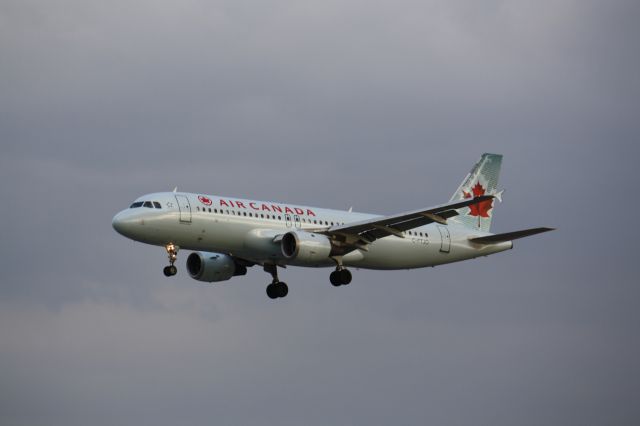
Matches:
[1,0,639,425]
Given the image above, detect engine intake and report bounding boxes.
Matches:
[186,252,247,283]
[281,231,332,265]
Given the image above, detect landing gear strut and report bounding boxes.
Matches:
[330,256,352,286]
[264,264,288,299]
[163,243,179,277]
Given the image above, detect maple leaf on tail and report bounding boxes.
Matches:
[462,182,494,227]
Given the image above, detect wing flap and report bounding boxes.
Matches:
[469,227,555,244]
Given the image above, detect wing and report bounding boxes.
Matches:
[468,227,555,244]
[323,195,494,252]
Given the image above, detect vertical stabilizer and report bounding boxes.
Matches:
[449,153,503,232]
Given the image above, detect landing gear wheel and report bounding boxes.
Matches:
[277,282,288,298]
[339,269,352,285]
[330,271,341,286]
[330,269,352,286]
[266,281,288,299]
[163,266,173,277]
[163,265,177,277]
[266,283,279,299]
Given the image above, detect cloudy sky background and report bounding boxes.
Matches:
[1,0,639,425]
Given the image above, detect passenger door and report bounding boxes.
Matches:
[175,195,192,223]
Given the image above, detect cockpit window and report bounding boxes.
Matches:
[153,201,161,209]
[130,202,144,208]
[143,201,153,208]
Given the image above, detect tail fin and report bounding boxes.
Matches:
[449,153,503,232]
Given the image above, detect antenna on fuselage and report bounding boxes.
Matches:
[173,187,178,193]
[348,206,353,213]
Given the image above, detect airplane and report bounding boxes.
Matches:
[112,153,553,299]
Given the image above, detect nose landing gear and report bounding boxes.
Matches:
[163,243,179,277]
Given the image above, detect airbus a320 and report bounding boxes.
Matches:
[112,154,553,299]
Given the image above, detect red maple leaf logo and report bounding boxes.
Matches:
[462,182,493,223]
[198,195,212,206]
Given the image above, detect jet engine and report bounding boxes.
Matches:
[186,252,247,283]
[281,231,333,266]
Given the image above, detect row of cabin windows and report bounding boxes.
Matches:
[193,206,428,235]
[129,202,426,236]
[194,206,344,226]
[130,201,162,209]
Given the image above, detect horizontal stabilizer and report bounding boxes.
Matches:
[469,227,555,244]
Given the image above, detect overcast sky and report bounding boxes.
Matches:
[1,1,639,425]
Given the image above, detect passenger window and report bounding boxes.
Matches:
[143,201,153,208]
[130,202,144,208]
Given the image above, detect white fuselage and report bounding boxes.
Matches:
[112,192,512,270]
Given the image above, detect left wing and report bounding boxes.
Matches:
[322,195,494,251]
[468,227,555,244]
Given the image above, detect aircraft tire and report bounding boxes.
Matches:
[330,271,341,286]
[163,266,173,277]
[266,283,279,299]
[339,269,352,285]
[277,282,289,298]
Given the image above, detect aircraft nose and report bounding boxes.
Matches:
[112,211,138,237]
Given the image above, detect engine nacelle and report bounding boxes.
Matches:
[186,252,247,283]
[281,231,333,266]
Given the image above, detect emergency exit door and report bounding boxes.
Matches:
[437,225,451,253]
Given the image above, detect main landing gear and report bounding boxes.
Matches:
[264,264,288,299]
[163,243,179,277]
[330,256,352,286]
